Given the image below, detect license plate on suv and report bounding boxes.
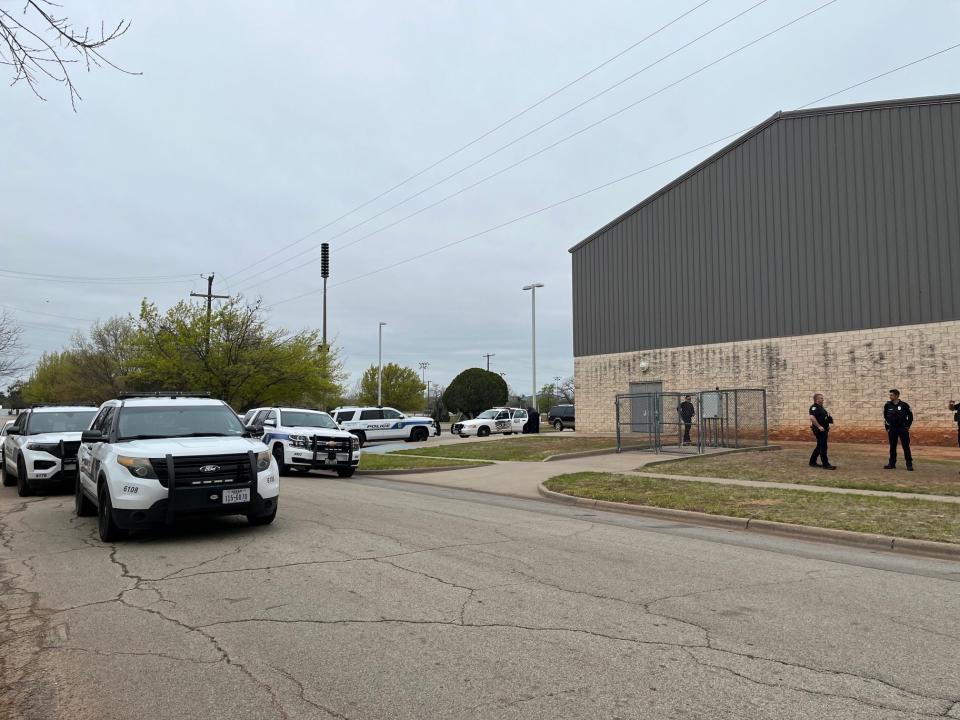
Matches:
[222,488,250,504]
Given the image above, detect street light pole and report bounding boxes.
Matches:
[522,283,544,411]
[419,362,430,403]
[378,322,387,406]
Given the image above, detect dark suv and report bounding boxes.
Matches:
[547,404,575,431]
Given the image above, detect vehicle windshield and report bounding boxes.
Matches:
[281,411,338,429]
[117,405,246,440]
[476,410,500,419]
[27,410,96,434]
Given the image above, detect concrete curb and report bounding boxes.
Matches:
[537,483,960,561]
[356,463,490,476]
[639,445,782,469]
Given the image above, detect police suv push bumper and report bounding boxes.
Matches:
[21,435,82,483]
[110,450,279,529]
[268,430,360,470]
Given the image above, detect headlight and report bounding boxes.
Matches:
[288,434,307,448]
[27,442,60,453]
[256,450,271,472]
[117,455,157,479]
[351,435,360,450]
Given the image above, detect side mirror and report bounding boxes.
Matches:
[245,424,261,434]
[81,429,103,443]
[263,419,276,428]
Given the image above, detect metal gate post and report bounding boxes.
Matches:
[733,390,739,449]
[615,397,622,453]
[762,390,769,446]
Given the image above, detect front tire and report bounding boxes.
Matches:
[16,457,32,497]
[1,450,14,487]
[75,477,96,517]
[554,420,564,431]
[351,431,366,448]
[410,426,429,443]
[477,426,491,438]
[336,467,356,478]
[272,444,290,476]
[97,484,126,542]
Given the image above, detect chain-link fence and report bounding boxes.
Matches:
[615,388,767,454]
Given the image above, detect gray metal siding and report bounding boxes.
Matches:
[572,99,960,357]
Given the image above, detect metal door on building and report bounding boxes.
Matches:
[628,382,661,434]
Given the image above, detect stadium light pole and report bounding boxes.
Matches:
[377,322,387,406]
[522,283,544,411]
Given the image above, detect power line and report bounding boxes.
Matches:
[265,42,960,309]
[223,0,716,285]
[236,0,776,292]
[242,0,833,293]
[0,304,94,323]
[0,269,196,286]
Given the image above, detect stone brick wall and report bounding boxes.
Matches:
[574,320,960,445]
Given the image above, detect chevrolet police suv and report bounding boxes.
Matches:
[2,405,98,497]
[332,406,438,446]
[452,407,528,438]
[245,406,360,477]
[75,393,279,542]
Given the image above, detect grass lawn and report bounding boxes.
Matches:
[357,454,490,471]
[648,447,960,497]
[393,436,631,462]
[545,472,960,544]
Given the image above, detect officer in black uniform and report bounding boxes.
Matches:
[678,395,695,445]
[808,393,836,469]
[883,389,914,470]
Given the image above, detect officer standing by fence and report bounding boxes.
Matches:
[883,389,914,471]
[808,393,836,469]
[678,395,695,446]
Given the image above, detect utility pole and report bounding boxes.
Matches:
[190,272,230,356]
[522,283,544,411]
[554,376,562,403]
[320,243,330,350]
[483,353,495,371]
[377,322,387,406]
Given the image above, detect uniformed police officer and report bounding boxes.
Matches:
[883,389,914,471]
[808,393,836,469]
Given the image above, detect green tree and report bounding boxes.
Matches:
[356,363,425,410]
[22,316,139,404]
[442,368,507,417]
[130,297,346,410]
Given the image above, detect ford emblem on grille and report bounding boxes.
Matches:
[200,465,220,473]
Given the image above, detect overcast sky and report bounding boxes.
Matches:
[2,0,958,398]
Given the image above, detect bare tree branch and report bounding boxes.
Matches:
[0,310,26,380]
[0,1,138,110]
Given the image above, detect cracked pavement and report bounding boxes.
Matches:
[2,476,959,719]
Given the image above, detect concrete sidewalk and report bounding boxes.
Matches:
[364,449,960,504]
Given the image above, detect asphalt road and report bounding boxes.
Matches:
[2,474,960,719]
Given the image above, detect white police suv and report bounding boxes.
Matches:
[75,393,279,542]
[452,407,528,438]
[332,406,438,446]
[245,406,360,477]
[2,405,98,497]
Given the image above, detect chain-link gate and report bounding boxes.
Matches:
[615,388,767,454]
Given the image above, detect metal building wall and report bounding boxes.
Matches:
[571,96,960,357]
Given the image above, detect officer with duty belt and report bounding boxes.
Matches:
[883,389,914,471]
[808,394,836,469]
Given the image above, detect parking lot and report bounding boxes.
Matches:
[3,470,960,719]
